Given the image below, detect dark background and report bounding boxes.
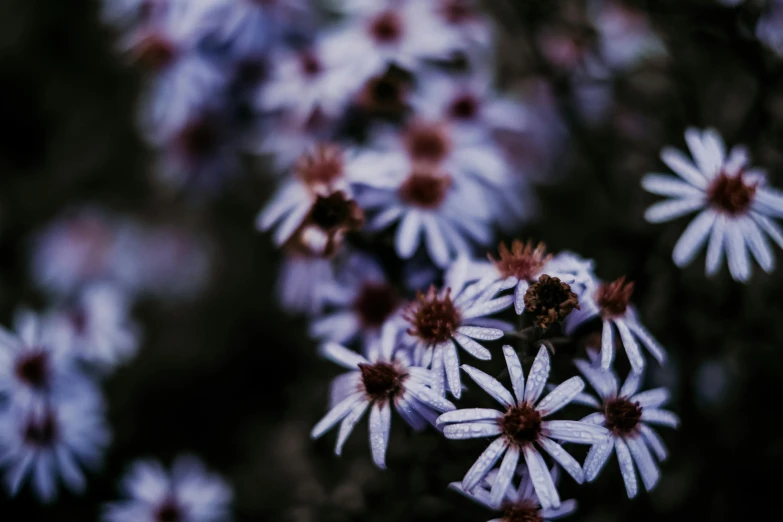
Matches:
[0,0,782,520]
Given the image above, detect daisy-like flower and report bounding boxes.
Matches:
[566,276,666,373]
[574,360,679,498]
[0,392,110,502]
[310,335,456,469]
[310,254,402,351]
[437,345,609,509]
[642,128,783,282]
[50,284,141,370]
[401,262,514,398]
[103,455,233,522]
[257,144,364,255]
[450,466,577,520]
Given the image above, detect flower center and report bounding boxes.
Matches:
[368,11,403,44]
[439,0,476,24]
[490,240,551,281]
[502,500,543,522]
[399,168,452,209]
[706,170,757,215]
[299,51,322,77]
[523,275,580,329]
[448,93,479,120]
[133,34,176,71]
[404,122,452,164]
[595,276,634,319]
[307,192,364,233]
[604,397,642,436]
[404,286,461,345]
[499,404,542,447]
[295,145,344,188]
[359,362,408,402]
[23,412,58,447]
[353,282,400,328]
[178,118,219,159]
[15,351,50,389]
[155,499,183,522]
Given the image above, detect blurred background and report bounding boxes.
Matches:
[1,0,782,520]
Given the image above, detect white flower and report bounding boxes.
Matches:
[401,258,514,397]
[566,276,666,374]
[103,455,233,522]
[437,345,609,509]
[574,360,679,498]
[642,127,783,282]
[310,254,402,352]
[310,334,455,469]
[0,392,110,502]
[450,466,577,519]
[50,284,141,370]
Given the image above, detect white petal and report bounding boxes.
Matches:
[615,438,638,498]
[574,359,617,399]
[726,222,751,282]
[615,319,645,374]
[672,210,716,267]
[396,211,422,259]
[453,332,491,360]
[406,381,456,412]
[443,422,503,440]
[461,437,509,491]
[523,345,551,404]
[641,174,703,198]
[335,401,370,455]
[55,447,85,493]
[369,402,392,469]
[705,213,726,275]
[502,345,526,405]
[535,377,584,417]
[273,201,310,246]
[523,445,561,510]
[660,146,708,188]
[311,393,365,439]
[462,295,515,319]
[444,342,463,398]
[462,365,515,407]
[431,344,446,398]
[257,183,307,230]
[619,370,643,398]
[640,425,668,461]
[457,326,505,340]
[437,408,504,426]
[684,129,717,178]
[701,128,726,175]
[540,499,578,519]
[543,420,610,444]
[538,437,584,484]
[584,437,615,482]
[626,435,660,491]
[319,342,369,369]
[395,395,428,431]
[741,217,774,272]
[514,280,529,314]
[571,391,601,408]
[600,320,615,370]
[644,198,704,223]
[751,212,783,252]
[640,409,680,428]
[625,319,667,364]
[490,445,520,508]
[33,454,56,502]
[631,388,669,409]
[423,215,451,267]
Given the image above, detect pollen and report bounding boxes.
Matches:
[502,499,543,522]
[404,286,461,345]
[368,10,403,43]
[307,192,364,233]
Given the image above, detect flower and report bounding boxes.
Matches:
[310,335,455,469]
[401,259,514,397]
[522,275,580,329]
[103,455,233,522]
[566,276,666,373]
[310,254,402,352]
[437,345,609,509]
[49,284,141,370]
[257,144,364,255]
[642,127,783,282]
[0,392,110,502]
[590,0,666,71]
[450,466,577,520]
[574,360,679,498]
[406,0,493,56]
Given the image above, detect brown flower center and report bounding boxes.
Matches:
[502,500,543,522]
[604,397,642,436]
[359,362,408,403]
[155,499,183,522]
[23,412,58,447]
[133,34,176,71]
[354,282,400,329]
[369,11,403,43]
[490,240,551,281]
[404,286,461,345]
[595,277,634,319]
[448,93,479,120]
[399,168,452,209]
[706,170,757,215]
[307,192,364,233]
[439,0,476,24]
[404,122,452,164]
[296,145,344,188]
[523,275,580,329]
[499,404,542,446]
[15,351,50,389]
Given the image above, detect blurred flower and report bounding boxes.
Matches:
[757,0,783,56]
[575,360,679,498]
[437,345,608,509]
[310,254,402,352]
[0,392,110,502]
[100,0,164,28]
[401,260,514,397]
[276,252,337,315]
[49,284,141,371]
[249,110,337,173]
[407,0,494,56]
[311,336,455,469]
[566,276,666,373]
[642,128,783,282]
[450,466,577,519]
[589,0,666,71]
[103,455,232,522]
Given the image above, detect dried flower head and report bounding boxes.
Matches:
[523,275,580,329]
